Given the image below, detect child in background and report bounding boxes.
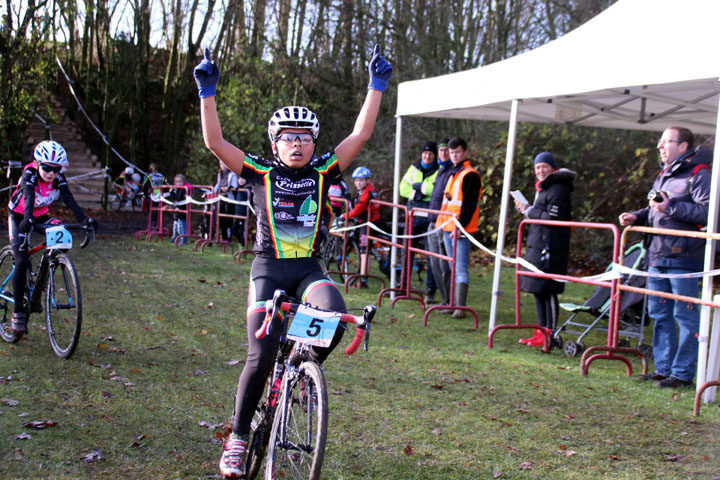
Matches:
[342,166,381,288]
[168,174,191,245]
[142,163,166,227]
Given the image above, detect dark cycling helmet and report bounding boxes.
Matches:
[351,166,372,179]
[267,106,320,143]
[34,140,69,170]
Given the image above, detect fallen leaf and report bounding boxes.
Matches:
[2,398,19,406]
[666,455,683,462]
[224,359,243,366]
[6,448,24,460]
[198,421,224,429]
[520,461,533,470]
[193,370,209,376]
[101,391,115,398]
[432,428,442,436]
[14,432,32,440]
[81,450,103,463]
[23,420,58,430]
[493,472,502,479]
[18,412,29,417]
[430,384,443,390]
[403,443,414,456]
[609,455,620,461]
[564,450,577,457]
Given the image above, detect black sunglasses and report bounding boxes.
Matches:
[39,163,62,174]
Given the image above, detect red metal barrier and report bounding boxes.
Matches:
[349,199,409,305]
[488,220,627,360]
[584,226,720,378]
[197,188,253,254]
[319,198,361,282]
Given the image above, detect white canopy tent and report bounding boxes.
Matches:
[392,0,720,400]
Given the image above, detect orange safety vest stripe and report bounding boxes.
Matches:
[436,162,480,233]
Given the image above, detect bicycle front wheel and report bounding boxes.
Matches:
[265,361,328,480]
[0,247,20,344]
[45,253,82,358]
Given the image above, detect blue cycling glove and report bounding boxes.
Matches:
[367,44,393,92]
[193,47,220,98]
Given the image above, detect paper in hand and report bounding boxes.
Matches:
[510,190,529,204]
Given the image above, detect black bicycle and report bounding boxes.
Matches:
[0,223,94,358]
[320,219,361,284]
[243,289,375,480]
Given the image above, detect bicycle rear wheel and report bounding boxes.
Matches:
[321,236,360,285]
[0,247,20,344]
[45,253,82,358]
[265,361,328,480]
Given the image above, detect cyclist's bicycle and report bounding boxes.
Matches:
[242,289,375,480]
[0,223,95,358]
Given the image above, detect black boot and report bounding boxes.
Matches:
[452,283,469,319]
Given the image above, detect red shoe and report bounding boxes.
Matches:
[518,329,542,345]
[526,329,547,347]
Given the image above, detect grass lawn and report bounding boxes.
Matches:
[1,233,719,479]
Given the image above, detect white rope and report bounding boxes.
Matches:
[55,57,146,177]
[150,192,255,215]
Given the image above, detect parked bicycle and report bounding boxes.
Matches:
[241,289,375,480]
[0,223,95,358]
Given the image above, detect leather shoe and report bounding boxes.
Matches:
[635,373,666,382]
[654,376,694,389]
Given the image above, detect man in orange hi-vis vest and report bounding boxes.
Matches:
[435,137,481,318]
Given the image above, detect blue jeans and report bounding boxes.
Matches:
[442,231,470,285]
[172,218,187,245]
[646,266,700,382]
[427,225,450,303]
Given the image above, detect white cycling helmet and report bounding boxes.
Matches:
[125,166,135,175]
[267,106,320,143]
[34,140,69,169]
[351,166,372,179]
[131,173,141,183]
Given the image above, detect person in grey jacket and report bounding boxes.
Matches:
[620,126,712,389]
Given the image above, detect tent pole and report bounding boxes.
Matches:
[488,99,520,335]
[698,90,720,403]
[390,115,403,298]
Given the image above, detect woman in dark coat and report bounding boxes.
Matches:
[514,152,575,347]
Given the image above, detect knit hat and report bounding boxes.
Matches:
[422,141,438,158]
[534,152,557,169]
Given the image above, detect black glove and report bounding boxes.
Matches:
[19,218,35,234]
[83,217,99,230]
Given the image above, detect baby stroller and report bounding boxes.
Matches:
[554,242,650,358]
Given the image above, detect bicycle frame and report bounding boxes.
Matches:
[0,225,93,315]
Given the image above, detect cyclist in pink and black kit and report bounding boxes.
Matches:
[194,44,392,478]
[7,140,97,334]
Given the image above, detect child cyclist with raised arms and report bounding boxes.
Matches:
[7,140,98,334]
[193,44,392,478]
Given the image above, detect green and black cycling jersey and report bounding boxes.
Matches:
[240,151,341,259]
